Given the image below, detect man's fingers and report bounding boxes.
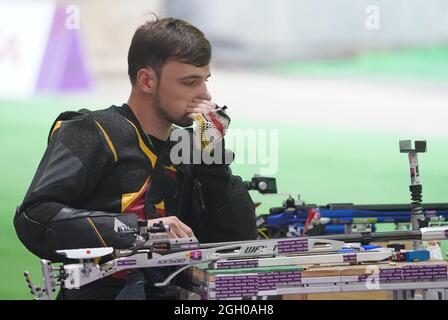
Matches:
[173,219,195,238]
[166,231,179,239]
[147,217,195,239]
[187,105,213,112]
[192,98,215,108]
[180,223,194,238]
[191,98,212,103]
[169,223,189,238]
[186,107,206,114]
[188,101,215,112]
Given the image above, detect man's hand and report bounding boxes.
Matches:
[147,216,196,239]
[186,99,230,152]
[186,98,216,120]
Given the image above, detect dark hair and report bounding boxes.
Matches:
[127,17,212,85]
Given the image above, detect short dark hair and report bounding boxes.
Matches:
[127,17,212,85]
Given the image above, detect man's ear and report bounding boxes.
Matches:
[136,68,157,93]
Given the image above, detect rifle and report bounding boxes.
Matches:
[23,222,448,300]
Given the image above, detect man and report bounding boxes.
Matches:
[14,17,257,299]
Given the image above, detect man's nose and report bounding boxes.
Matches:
[197,83,211,101]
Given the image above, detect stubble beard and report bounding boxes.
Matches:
[154,90,194,128]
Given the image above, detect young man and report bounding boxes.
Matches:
[14,18,257,299]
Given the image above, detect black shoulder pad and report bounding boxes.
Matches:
[47,110,91,142]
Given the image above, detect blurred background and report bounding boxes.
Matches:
[1,0,448,299]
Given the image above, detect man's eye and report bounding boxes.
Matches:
[184,80,196,86]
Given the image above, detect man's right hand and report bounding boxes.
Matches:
[147,216,196,239]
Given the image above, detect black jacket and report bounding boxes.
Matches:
[14,104,257,264]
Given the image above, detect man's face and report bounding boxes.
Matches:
[154,60,211,127]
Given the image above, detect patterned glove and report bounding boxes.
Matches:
[193,105,230,153]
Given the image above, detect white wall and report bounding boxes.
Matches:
[57,0,165,76]
[166,0,448,63]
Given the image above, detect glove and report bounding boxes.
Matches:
[193,105,230,153]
